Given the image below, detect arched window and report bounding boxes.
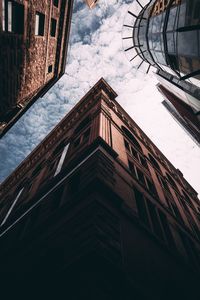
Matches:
[166,173,177,189]
[148,153,161,172]
[122,126,142,152]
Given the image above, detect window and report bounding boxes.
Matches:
[53,0,59,7]
[74,137,81,148]
[128,160,137,178]
[148,153,161,172]
[159,211,176,250]
[146,178,157,196]
[32,163,43,178]
[134,189,150,227]
[35,12,45,36]
[166,173,177,189]
[182,190,194,208]
[74,116,91,135]
[50,18,57,37]
[158,175,171,194]
[52,140,67,157]
[48,65,53,73]
[147,202,164,240]
[122,126,142,153]
[54,143,69,177]
[125,140,148,170]
[82,128,90,142]
[2,0,24,34]
[1,188,24,226]
[137,168,146,186]
[124,139,130,152]
[167,198,183,224]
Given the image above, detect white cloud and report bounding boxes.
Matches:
[0,0,199,196]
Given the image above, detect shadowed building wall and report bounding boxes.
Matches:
[0,78,199,299]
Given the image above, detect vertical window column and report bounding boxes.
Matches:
[54,143,69,177]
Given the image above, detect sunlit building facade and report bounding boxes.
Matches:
[0,78,199,298]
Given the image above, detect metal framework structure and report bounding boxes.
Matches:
[123,0,200,81]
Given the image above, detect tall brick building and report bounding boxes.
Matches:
[0,79,200,299]
[0,0,74,138]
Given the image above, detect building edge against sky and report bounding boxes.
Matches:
[123,0,200,143]
[0,78,199,298]
[0,0,98,139]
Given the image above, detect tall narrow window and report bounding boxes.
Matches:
[147,202,164,240]
[134,189,150,227]
[48,65,53,73]
[35,12,45,36]
[54,143,69,177]
[50,18,57,37]
[1,188,24,226]
[53,0,59,7]
[2,1,24,33]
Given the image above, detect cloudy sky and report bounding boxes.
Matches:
[0,0,199,195]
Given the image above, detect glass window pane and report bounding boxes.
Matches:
[167,33,175,54]
[178,3,186,27]
[178,31,198,57]
[167,7,177,31]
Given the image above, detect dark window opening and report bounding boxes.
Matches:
[35,12,45,36]
[74,137,81,148]
[170,200,183,224]
[122,126,142,153]
[52,140,66,157]
[137,168,146,186]
[53,0,59,7]
[128,160,137,178]
[182,190,194,208]
[148,153,161,172]
[159,211,176,250]
[159,176,171,193]
[140,156,148,169]
[147,202,164,240]
[124,139,130,152]
[134,189,150,227]
[82,128,90,142]
[74,116,91,135]
[3,1,24,34]
[166,172,177,189]
[146,178,157,196]
[48,65,53,73]
[131,146,138,159]
[32,162,44,178]
[50,18,57,37]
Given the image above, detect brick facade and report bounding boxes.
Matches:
[0,0,73,137]
[0,78,199,298]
